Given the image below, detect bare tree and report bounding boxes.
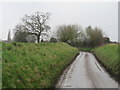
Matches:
[26,35,36,43]
[22,12,51,43]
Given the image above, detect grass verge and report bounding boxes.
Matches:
[78,47,93,52]
[93,44,119,82]
[2,42,79,88]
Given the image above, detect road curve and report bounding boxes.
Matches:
[56,52,118,88]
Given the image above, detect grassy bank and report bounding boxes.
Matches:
[2,42,79,88]
[93,44,119,82]
[78,47,93,52]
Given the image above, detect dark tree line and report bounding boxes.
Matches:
[56,25,110,47]
[7,11,110,48]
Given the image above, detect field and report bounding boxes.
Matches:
[93,44,119,82]
[2,42,79,88]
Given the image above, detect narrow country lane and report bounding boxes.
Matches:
[56,52,118,88]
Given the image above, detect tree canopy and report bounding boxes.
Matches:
[13,12,51,43]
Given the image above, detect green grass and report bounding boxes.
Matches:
[78,47,93,52]
[93,44,119,81]
[2,42,79,88]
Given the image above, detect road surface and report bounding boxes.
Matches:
[56,52,118,88]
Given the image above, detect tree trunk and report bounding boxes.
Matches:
[37,36,40,43]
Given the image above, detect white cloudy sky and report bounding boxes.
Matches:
[0,1,118,42]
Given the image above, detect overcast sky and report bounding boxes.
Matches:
[0,2,118,42]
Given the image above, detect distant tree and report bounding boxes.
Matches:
[13,25,28,42]
[7,30,11,42]
[14,31,28,42]
[22,12,51,43]
[50,37,57,43]
[85,26,104,47]
[56,25,82,45]
[103,37,110,43]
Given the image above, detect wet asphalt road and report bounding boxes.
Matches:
[56,52,118,88]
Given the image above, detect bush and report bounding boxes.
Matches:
[50,38,57,43]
